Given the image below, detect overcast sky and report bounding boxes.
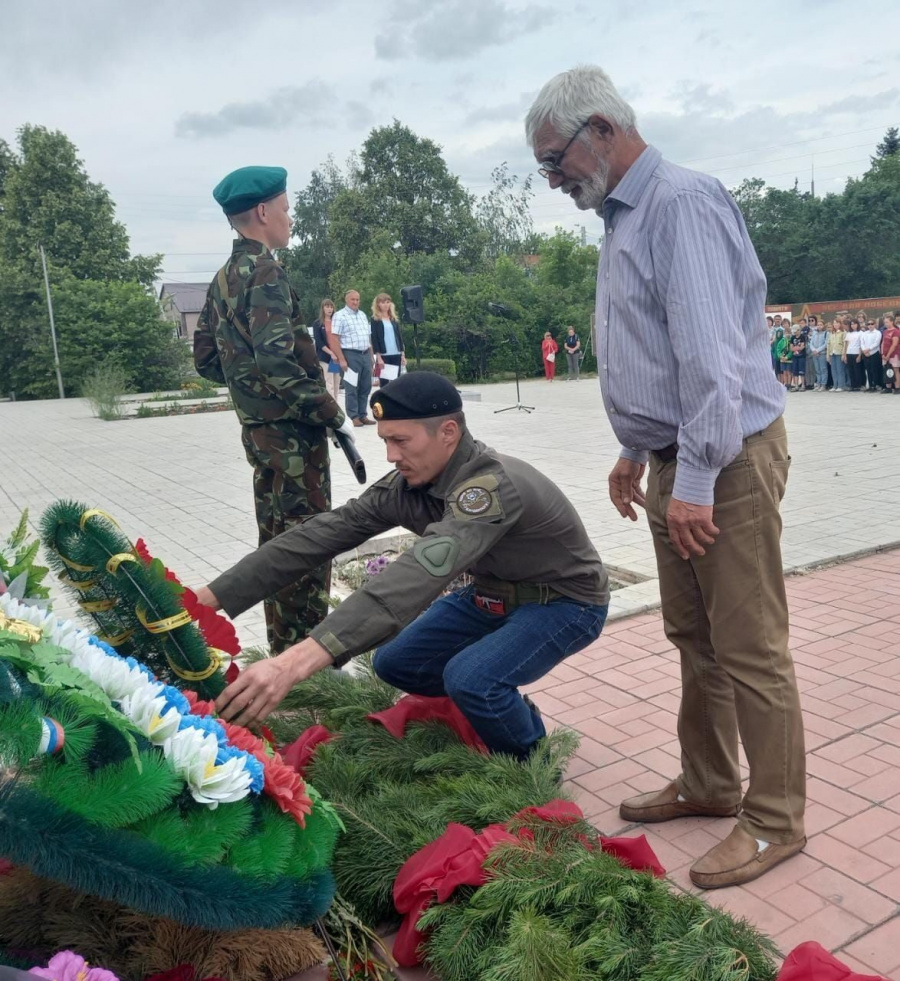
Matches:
[2,0,898,285]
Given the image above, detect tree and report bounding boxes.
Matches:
[0,125,159,285]
[0,125,182,399]
[282,155,354,320]
[0,275,188,400]
[475,163,535,259]
[329,121,484,278]
[733,142,900,304]
[874,126,899,160]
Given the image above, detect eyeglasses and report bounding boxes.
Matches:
[538,119,590,179]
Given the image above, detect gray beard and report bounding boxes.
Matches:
[563,156,610,215]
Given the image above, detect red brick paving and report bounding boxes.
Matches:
[526,547,900,979]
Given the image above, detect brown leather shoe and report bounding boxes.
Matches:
[619,781,740,824]
[360,417,377,425]
[689,825,806,890]
[352,418,364,428]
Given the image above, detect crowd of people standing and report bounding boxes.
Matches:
[769,311,900,394]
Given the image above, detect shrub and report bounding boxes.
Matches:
[81,361,129,421]
[406,358,457,382]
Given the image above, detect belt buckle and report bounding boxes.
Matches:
[474,591,507,616]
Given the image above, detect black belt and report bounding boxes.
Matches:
[652,443,678,463]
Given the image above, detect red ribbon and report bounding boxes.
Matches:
[281,724,336,776]
[391,798,667,967]
[776,942,887,981]
[368,695,488,753]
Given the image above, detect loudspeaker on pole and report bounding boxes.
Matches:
[400,285,424,324]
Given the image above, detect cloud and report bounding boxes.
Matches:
[175,82,337,138]
[345,100,376,130]
[464,91,536,126]
[370,77,394,96]
[671,81,735,115]
[375,0,553,62]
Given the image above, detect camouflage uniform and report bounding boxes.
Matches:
[194,237,345,652]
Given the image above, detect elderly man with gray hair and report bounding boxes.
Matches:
[525,66,806,890]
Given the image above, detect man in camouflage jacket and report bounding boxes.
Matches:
[194,166,353,651]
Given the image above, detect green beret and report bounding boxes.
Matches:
[212,166,287,216]
[370,371,462,421]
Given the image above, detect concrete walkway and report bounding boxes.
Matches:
[3,379,898,639]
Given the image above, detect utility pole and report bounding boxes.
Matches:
[39,244,65,399]
[580,225,587,247]
[810,157,815,198]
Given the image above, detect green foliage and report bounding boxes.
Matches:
[406,357,457,381]
[732,145,900,303]
[35,752,181,827]
[0,700,42,766]
[82,360,129,420]
[875,125,900,160]
[264,660,577,925]
[0,125,184,400]
[267,663,780,980]
[0,778,335,930]
[0,510,51,602]
[476,163,535,260]
[420,833,778,981]
[130,797,254,867]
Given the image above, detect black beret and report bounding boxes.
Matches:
[213,166,288,216]
[370,371,462,421]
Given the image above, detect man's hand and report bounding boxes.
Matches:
[339,357,348,371]
[666,498,720,560]
[194,585,221,610]
[608,458,646,521]
[215,638,333,727]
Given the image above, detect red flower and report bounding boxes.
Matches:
[218,719,312,826]
[183,689,216,717]
[263,752,313,826]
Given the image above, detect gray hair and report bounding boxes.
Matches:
[525,65,637,147]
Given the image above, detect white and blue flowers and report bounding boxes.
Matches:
[0,593,262,808]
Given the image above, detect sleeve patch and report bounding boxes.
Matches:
[449,472,503,520]
[413,536,460,577]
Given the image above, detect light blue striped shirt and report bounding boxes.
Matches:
[595,145,786,505]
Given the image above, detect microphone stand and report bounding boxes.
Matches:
[494,334,534,414]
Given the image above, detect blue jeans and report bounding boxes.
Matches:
[830,354,848,389]
[343,348,373,420]
[811,352,828,387]
[373,585,608,758]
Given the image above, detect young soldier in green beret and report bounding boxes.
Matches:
[194,166,356,653]
[196,372,610,760]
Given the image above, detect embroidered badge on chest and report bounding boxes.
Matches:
[456,486,493,515]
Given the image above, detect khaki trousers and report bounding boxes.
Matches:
[645,417,806,843]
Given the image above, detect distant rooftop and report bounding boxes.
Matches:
[159,282,209,315]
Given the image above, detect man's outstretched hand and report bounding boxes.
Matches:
[608,458,646,521]
[194,585,221,610]
[666,498,720,560]
[215,638,333,728]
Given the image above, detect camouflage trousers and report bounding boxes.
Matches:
[242,423,332,653]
